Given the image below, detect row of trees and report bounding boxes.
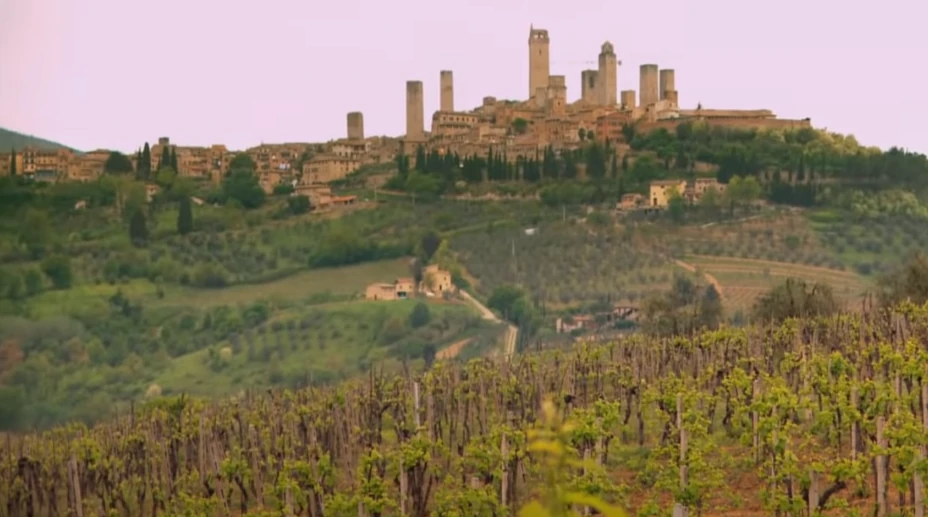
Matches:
[390,123,928,209]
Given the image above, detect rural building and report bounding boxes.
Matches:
[365,267,454,300]
[649,180,687,207]
[691,177,726,202]
[617,193,645,210]
[423,264,453,294]
[365,277,416,301]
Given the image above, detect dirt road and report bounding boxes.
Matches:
[458,289,518,360]
[673,259,725,301]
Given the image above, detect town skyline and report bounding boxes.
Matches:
[1,0,924,153]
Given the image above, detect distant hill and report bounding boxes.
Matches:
[0,127,78,152]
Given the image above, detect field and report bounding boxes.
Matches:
[810,210,928,275]
[684,255,871,313]
[149,299,497,398]
[5,309,928,517]
[452,221,681,307]
[17,258,412,318]
[667,210,846,270]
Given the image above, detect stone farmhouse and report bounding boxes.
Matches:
[365,265,455,301]
[646,177,726,208]
[0,26,810,190]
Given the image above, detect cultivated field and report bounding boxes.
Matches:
[685,255,871,313]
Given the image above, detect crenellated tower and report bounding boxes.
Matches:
[528,26,550,101]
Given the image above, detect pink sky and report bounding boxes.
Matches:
[1,0,924,153]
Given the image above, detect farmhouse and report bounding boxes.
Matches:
[365,266,455,301]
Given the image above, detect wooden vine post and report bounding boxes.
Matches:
[808,470,819,516]
[917,383,928,517]
[752,377,761,465]
[876,416,887,517]
[850,387,859,461]
[673,393,689,517]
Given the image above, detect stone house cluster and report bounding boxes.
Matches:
[616,177,726,210]
[365,265,454,301]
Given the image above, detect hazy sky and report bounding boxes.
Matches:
[1,0,925,153]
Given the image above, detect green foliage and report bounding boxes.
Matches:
[177,196,194,235]
[409,301,431,329]
[752,277,838,324]
[40,255,72,289]
[640,274,722,336]
[286,195,310,215]
[222,168,266,209]
[129,209,149,247]
[103,151,134,174]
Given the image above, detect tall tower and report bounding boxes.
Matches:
[659,69,675,100]
[581,70,599,103]
[440,70,454,112]
[597,42,617,106]
[405,80,424,140]
[639,64,659,107]
[347,112,364,140]
[528,26,550,100]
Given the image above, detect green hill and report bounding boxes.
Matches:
[0,127,77,152]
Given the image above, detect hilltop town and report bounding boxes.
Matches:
[0,26,809,205]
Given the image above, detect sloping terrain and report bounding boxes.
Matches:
[0,127,76,151]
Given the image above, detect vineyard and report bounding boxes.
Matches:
[5,304,928,516]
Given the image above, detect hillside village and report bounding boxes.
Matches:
[0,26,800,210]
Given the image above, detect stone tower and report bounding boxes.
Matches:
[528,26,550,100]
[620,90,636,110]
[406,80,424,140]
[597,42,617,106]
[347,112,364,140]
[659,69,675,100]
[546,75,567,114]
[581,70,599,103]
[440,70,454,112]
[639,64,659,107]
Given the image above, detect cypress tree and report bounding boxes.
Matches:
[128,210,149,247]
[141,143,151,177]
[160,145,171,171]
[177,196,193,235]
[170,147,178,173]
[9,148,15,176]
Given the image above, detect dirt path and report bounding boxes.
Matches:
[673,259,726,301]
[458,289,518,360]
[437,338,473,360]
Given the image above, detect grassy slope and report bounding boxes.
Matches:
[23,258,412,318]
[685,255,870,313]
[151,299,488,398]
[0,127,76,152]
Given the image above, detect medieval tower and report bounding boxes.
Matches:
[405,80,425,140]
[659,69,676,101]
[346,112,364,140]
[528,26,550,100]
[639,64,659,107]
[440,70,454,112]
[597,42,617,106]
[581,70,599,103]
